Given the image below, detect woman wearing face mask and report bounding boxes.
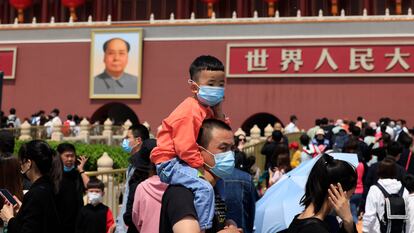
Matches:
[288,154,358,233]
[0,152,23,232]
[54,143,89,233]
[0,140,62,233]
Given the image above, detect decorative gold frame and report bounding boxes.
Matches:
[89,28,143,99]
[0,47,17,80]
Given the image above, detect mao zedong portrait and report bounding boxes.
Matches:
[94,38,138,95]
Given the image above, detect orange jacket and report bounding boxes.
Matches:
[150,97,214,168]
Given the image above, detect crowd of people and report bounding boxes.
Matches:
[260,115,414,233]
[2,54,414,233]
[0,108,103,138]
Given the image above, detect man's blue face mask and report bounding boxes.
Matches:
[121,138,133,153]
[200,146,235,178]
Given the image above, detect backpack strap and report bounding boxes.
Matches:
[406,151,412,171]
[398,186,405,197]
[375,183,391,198]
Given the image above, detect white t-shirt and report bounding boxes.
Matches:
[284,122,299,134]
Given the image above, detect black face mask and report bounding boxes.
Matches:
[21,161,31,180]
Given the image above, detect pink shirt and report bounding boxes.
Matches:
[132,176,168,233]
[355,162,365,194]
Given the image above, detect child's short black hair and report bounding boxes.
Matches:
[404,174,414,193]
[87,177,105,191]
[189,55,224,82]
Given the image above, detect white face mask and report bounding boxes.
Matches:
[87,192,103,205]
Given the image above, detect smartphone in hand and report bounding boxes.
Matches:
[0,189,18,206]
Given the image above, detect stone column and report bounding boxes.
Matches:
[51,119,63,142]
[97,152,114,208]
[19,121,32,141]
[97,152,114,171]
[102,118,113,145]
[264,124,274,138]
[79,118,90,143]
[250,125,261,144]
[122,119,133,137]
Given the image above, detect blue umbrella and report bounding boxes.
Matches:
[254,153,359,233]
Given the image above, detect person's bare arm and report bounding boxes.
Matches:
[77,156,90,188]
[172,216,202,233]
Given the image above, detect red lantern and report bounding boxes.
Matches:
[200,0,220,18]
[263,0,277,17]
[331,0,338,16]
[9,0,33,23]
[61,0,85,21]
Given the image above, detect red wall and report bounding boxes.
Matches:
[3,40,414,132]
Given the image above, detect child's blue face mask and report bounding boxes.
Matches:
[189,80,225,106]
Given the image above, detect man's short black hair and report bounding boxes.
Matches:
[315,119,321,126]
[290,115,298,122]
[51,108,60,116]
[67,114,73,120]
[129,124,150,141]
[197,119,232,148]
[103,38,130,53]
[57,142,76,155]
[87,177,105,191]
[387,141,403,158]
[272,130,283,142]
[189,55,224,82]
[357,116,363,122]
[0,130,15,153]
[9,108,16,115]
[377,157,397,179]
[350,126,361,137]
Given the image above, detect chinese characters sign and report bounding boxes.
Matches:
[0,48,17,79]
[226,43,414,77]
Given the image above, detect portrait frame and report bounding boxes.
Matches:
[0,47,17,80]
[89,28,143,99]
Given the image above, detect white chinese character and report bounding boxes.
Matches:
[385,48,410,71]
[349,48,374,71]
[280,49,303,72]
[314,48,338,71]
[245,49,269,72]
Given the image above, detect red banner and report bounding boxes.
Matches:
[0,48,17,79]
[226,42,414,78]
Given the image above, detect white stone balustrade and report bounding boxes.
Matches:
[51,118,63,141]
[102,118,113,145]
[18,121,32,141]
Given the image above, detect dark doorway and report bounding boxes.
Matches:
[241,113,283,136]
[91,103,139,125]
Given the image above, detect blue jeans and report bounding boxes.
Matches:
[115,165,134,233]
[350,193,362,223]
[157,158,214,230]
